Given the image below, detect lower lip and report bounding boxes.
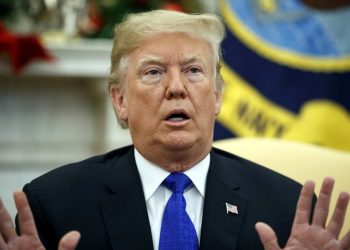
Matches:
[164,119,190,127]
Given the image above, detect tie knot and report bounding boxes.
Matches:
[162,173,192,193]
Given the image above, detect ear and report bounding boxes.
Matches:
[110,85,128,122]
[214,90,222,116]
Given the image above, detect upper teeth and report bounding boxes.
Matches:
[170,117,184,121]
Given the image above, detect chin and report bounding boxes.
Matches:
[161,134,198,151]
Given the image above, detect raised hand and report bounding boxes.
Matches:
[256,177,350,250]
[0,191,80,250]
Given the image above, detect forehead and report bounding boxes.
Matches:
[129,32,214,65]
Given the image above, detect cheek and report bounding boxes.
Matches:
[127,89,162,123]
[193,83,218,106]
[192,90,218,122]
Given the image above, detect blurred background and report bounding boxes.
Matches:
[1,0,349,219]
[0,0,217,219]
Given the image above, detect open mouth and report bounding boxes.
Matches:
[166,112,189,122]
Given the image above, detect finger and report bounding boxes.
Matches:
[14,191,39,237]
[0,220,7,248]
[255,222,281,250]
[292,180,315,227]
[327,192,350,238]
[0,196,17,241]
[58,231,81,250]
[340,228,350,249]
[0,233,6,249]
[312,177,334,227]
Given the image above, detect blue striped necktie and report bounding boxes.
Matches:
[159,172,199,250]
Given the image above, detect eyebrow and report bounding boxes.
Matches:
[180,55,207,66]
[137,55,166,69]
[136,54,208,69]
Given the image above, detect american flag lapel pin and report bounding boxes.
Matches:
[226,202,239,215]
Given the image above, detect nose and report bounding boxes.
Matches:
[165,70,187,99]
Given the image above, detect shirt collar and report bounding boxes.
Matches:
[134,148,210,201]
[184,154,210,197]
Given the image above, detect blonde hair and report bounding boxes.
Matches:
[109,10,225,127]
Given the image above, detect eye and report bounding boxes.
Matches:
[145,68,162,76]
[185,66,204,82]
[187,67,202,74]
[141,67,164,84]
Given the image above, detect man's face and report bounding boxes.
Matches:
[111,32,222,156]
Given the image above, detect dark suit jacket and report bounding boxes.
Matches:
[18,145,304,250]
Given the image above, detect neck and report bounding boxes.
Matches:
[135,143,212,172]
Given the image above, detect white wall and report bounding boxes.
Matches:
[0,61,132,220]
[0,0,218,221]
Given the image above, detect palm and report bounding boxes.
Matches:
[256,178,350,250]
[285,224,341,250]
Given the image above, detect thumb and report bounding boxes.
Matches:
[255,222,281,250]
[58,231,81,250]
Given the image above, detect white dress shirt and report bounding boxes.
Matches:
[134,148,210,250]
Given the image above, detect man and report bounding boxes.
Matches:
[0,10,349,250]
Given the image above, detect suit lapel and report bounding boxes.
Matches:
[97,146,249,250]
[99,147,154,250]
[200,149,248,250]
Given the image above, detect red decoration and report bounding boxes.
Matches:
[162,3,185,12]
[0,22,54,73]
